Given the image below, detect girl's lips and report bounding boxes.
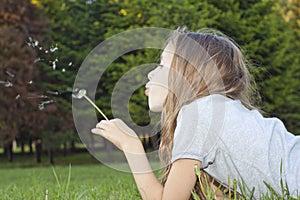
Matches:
[145,88,149,96]
[145,83,150,96]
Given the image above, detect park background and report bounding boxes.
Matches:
[0,0,299,199]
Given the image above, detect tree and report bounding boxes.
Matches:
[35,0,299,157]
[0,0,48,161]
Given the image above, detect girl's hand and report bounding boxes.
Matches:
[91,119,141,152]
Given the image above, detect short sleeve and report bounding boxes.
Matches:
[171,95,227,167]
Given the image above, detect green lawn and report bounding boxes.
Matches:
[0,164,141,200]
[1,152,299,199]
[0,151,143,199]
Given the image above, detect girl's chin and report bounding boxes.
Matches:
[148,104,163,112]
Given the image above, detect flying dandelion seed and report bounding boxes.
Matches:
[62,68,66,72]
[27,94,49,99]
[0,81,13,87]
[15,94,21,100]
[45,50,49,54]
[51,59,58,70]
[38,100,55,111]
[27,37,33,46]
[46,90,59,95]
[5,70,15,78]
[68,62,72,66]
[0,80,13,87]
[28,80,33,84]
[38,104,45,110]
[50,46,58,53]
[34,57,43,63]
[5,82,13,87]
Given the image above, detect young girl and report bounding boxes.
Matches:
[91,28,300,199]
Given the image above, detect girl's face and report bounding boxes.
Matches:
[145,45,174,112]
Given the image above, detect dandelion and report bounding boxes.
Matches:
[72,88,109,121]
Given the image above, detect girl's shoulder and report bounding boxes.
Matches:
[180,94,235,115]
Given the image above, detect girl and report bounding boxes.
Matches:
[91,28,300,199]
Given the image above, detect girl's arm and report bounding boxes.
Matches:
[91,119,201,200]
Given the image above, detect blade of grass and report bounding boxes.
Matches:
[52,166,61,190]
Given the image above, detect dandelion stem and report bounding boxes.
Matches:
[83,95,109,121]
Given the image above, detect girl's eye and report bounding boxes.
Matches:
[156,64,164,68]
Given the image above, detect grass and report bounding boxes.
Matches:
[1,153,299,199]
[192,165,300,200]
[0,151,141,199]
[0,164,141,200]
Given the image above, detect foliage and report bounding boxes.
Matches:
[0,0,299,161]
[192,165,299,200]
[0,0,48,155]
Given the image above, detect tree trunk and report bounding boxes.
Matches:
[35,139,42,163]
[29,138,33,155]
[4,142,13,162]
[70,140,75,153]
[48,148,54,165]
[21,141,25,155]
[63,142,67,156]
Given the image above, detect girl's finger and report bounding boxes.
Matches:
[96,120,109,129]
[91,128,104,136]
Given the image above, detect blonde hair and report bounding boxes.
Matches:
[159,28,258,198]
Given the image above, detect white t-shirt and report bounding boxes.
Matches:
[171,94,300,198]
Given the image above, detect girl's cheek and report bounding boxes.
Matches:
[148,85,168,112]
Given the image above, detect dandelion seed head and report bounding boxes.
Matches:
[72,88,86,99]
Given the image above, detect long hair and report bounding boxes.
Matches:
[159,28,258,198]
